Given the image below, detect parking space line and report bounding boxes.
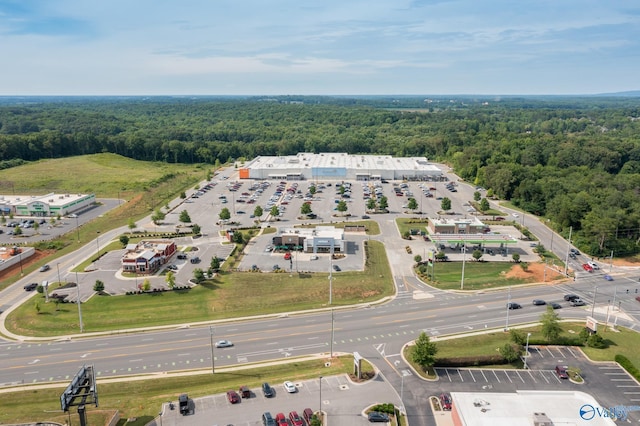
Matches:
[445,369,452,382]
[545,347,554,357]
[538,370,550,384]
[554,347,566,358]
[458,369,464,382]
[566,347,579,358]
[527,370,538,383]
[492,370,501,383]
[611,379,634,382]
[504,370,513,383]
[480,370,488,382]
[533,347,543,358]
[514,371,525,383]
[468,370,477,383]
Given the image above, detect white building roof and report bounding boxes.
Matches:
[246,153,440,173]
[453,390,617,426]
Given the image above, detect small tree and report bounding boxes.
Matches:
[166,271,176,289]
[180,191,187,199]
[254,205,264,218]
[142,279,151,292]
[407,197,418,212]
[191,224,201,235]
[512,253,521,263]
[541,306,562,342]
[435,251,446,261]
[269,205,280,218]
[472,249,483,261]
[193,268,205,283]
[336,200,348,216]
[33,221,40,233]
[366,198,376,210]
[378,196,388,211]
[440,197,451,212]
[499,343,521,362]
[128,218,137,232]
[119,235,130,247]
[411,332,438,371]
[34,300,41,314]
[510,329,526,345]
[403,230,411,240]
[210,257,221,271]
[473,191,481,202]
[219,208,231,221]
[301,203,312,216]
[309,185,317,196]
[233,230,244,244]
[520,262,529,272]
[151,209,166,225]
[414,254,422,264]
[179,210,192,223]
[480,198,490,211]
[93,280,105,292]
[13,226,22,235]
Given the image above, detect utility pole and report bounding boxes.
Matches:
[75,270,84,333]
[564,226,572,276]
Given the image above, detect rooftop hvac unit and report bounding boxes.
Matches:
[532,412,553,426]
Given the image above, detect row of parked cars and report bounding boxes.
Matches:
[507,294,586,310]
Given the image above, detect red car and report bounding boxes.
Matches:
[289,411,304,426]
[226,390,240,404]
[582,263,593,272]
[275,413,288,425]
[284,252,292,260]
[439,393,452,410]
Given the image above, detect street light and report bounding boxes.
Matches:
[75,270,84,333]
[590,287,598,318]
[460,241,467,290]
[505,286,511,331]
[318,376,323,416]
[523,333,532,369]
[96,231,101,259]
[75,216,80,243]
[56,262,62,285]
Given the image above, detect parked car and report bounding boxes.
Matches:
[190,257,201,264]
[262,382,275,398]
[439,393,452,410]
[284,252,292,260]
[283,381,296,393]
[275,413,288,426]
[564,294,579,302]
[289,411,304,426]
[532,299,546,306]
[303,408,315,424]
[226,390,240,404]
[333,265,341,271]
[215,340,234,348]
[176,253,187,260]
[239,385,251,398]
[368,411,390,422]
[555,365,569,379]
[571,299,586,307]
[507,302,522,310]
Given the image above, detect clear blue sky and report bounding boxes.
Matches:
[1,0,639,95]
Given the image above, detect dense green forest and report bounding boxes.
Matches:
[1,95,639,256]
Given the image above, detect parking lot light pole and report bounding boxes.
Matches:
[319,376,323,416]
[523,333,532,369]
[75,270,84,333]
[505,286,511,331]
[591,287,598,318]
[75,216,80,243]
[56,262,62,285]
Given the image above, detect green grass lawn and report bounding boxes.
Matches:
[396,217,429,237]
[0,356,353,426]
[424,261,525,290]
[6,241,393,337]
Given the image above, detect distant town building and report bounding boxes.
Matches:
[239,153,443,181]
[272,226,345,253]
[0,193,96,217]
[121,239,177,274]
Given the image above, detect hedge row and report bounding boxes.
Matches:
[435,354,507,367]
[615,355,640,382]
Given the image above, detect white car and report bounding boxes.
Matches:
[283,381,296,393]
[512,213,519,217]
[215,340,234,348]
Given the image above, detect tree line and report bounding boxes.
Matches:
[0,96,639,256]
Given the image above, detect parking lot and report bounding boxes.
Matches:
[158,374,401,426]
[435,345,640,423]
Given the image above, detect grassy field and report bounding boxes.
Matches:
[0,154,210,291]
[425,261,524,290]
[0,356,353,426]
[6,241,393,336]
[405,324,640,378]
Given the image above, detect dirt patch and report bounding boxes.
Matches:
[503,262,565,282]
[0,250,53,282]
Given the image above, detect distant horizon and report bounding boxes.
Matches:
[1,1,638,95]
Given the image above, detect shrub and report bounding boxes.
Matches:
[615,355,640,382]
[435,354,507,367]
[586,333,608,349]
[371,403,396,415]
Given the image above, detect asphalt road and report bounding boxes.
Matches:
[2,165,640,426]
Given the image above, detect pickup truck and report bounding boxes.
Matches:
[179,394,189,415]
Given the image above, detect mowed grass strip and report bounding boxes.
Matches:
[0,357,353,426]
[7,241,393,336]
[431,261,523,290]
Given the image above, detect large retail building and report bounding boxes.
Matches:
[239,153,443,181]
[0,193,96,217]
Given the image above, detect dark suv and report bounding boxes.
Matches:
[555,365,569,379]
[262,382,275,398]
[563,294,579,302]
